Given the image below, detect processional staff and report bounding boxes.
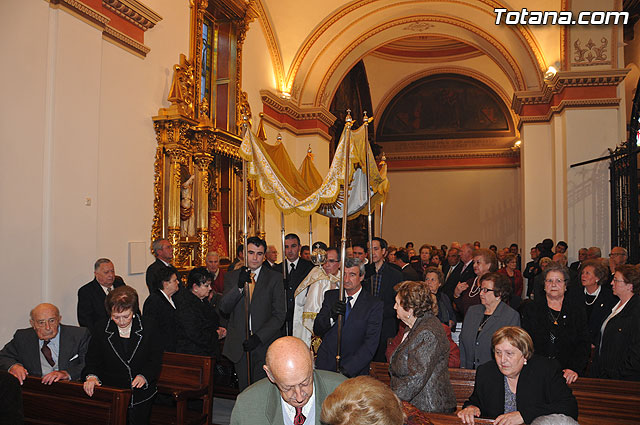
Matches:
[336,109,353,371]
[241,116,251,387]
[363,111,374,265]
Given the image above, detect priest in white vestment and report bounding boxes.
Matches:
[292,248,341,349]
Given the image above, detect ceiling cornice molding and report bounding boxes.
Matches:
[261,90,336,127]
[512,69,629,114]
[102,0,162,31]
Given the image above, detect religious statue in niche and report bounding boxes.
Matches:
[180,169,196,237]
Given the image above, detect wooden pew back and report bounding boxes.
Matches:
[154,352,215,425]
[370,362,640,425]
[22,376,131,425]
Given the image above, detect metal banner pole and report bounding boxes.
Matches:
[242,156,251,387]
[363,111,373,264]
[309,215,313,249]
[337,109,353,372]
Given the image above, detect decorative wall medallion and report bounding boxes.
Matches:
[574,38,608,64]
[403,22,434,32]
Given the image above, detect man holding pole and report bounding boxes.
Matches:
[313,257,382,377]
[219,236,286,390]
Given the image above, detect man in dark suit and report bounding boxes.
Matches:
[441,247,462,301]
[314,257,383,377]
[264,245,280,271]
[458,243,476,283]
[276,233,314,336]
[569,248,588,271]
[365,237,402,362]
[0,303,90,385]
[145,238,179,293]
[219,236,286,391]
[77,258,126,330]
[391,249,420,281]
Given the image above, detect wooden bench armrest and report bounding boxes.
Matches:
[171,386,209,401]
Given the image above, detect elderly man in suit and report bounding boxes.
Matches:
[77,258,126,330]
[0,303,90,385]
[145,238,179,293]
[277,233,314,336]
[230,336,345,425]
[314,257,383,377]
[220,236,286,391]
[441,247,463,301]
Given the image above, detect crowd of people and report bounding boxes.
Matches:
[1,234,639,425]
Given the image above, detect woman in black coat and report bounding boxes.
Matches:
[591,264,640,381]
[458,326,578,425]
[175,267,223,357]
[520,263,590,383]
[83,286,163,425]
[142,267,180,352]
[570,259,618,346]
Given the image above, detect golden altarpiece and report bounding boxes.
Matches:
[152,0,263,268]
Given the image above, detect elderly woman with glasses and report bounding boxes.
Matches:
[175,267,223,357]
[521,262,590,384]
[590,264,640,381]
[459,273,520,369]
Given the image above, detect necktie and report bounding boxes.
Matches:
[107,286,113,293]
[290,262,295,274]
[42,340,55,367]
[445,265,453,282]
[344,296,353,322]
[248,273,256,301]
[294,406,306,425]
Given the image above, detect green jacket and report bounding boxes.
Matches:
[230,369,346,425]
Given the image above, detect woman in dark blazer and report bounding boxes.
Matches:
[389,280,456,413]
[458,326,578,425]
[591,264,640,381]
[570,259,618,346]
[175,267,222,357]
[83,286,163,425]
[459,273,520,369]
[142,267,180,352]
[520,262,590,384]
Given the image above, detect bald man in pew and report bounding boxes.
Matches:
[0,303,90,385]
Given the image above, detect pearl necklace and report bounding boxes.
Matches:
[118,323,132,337]
[468,277,481,297]
[584,285,601,306]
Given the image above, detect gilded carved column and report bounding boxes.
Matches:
[166,148,187,247]
[194,154,213,265]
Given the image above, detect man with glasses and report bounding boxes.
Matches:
[230,336,345,424]
[606,247,628,286]
[0,303,90,385]
[292,247,341,348]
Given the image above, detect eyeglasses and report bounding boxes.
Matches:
[326,259,339,263]
[480,288,496,293]
[544,279,566,284]
[609,253,626,257]
[612,278,628,284]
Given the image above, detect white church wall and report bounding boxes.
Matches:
[382,168,521,250]
[0,0,191,344]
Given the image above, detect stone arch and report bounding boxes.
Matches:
[284,0,549,109]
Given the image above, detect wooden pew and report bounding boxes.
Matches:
[22,376,131,425]
[370,362,640,425]
[152,352,215,425]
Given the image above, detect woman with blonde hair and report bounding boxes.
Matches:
[321,376,405,425]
